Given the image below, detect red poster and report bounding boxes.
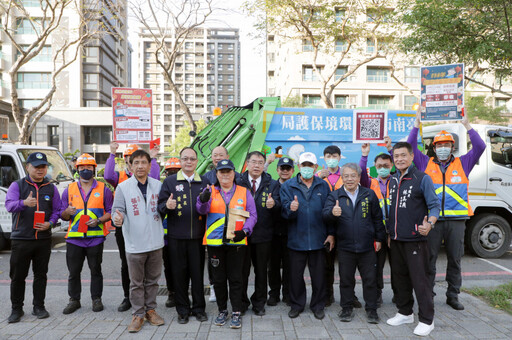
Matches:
[352,110,387,143]
[112,88,153,143]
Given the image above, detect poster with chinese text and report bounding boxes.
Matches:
[112,87,153,143]
[352,110,387,143]
[420,63,464,121]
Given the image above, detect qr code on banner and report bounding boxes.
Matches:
[360,119,380,139]
[138,131,151,140]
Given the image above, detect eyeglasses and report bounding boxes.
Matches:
[181,157,197,162]
[249,160,264,166]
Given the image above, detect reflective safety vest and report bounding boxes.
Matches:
[425,157,473,217]
[203,185,248,246]
[119,170,130,184]
[370,178,390,224]
[66,181,109,238]
[324,175,343,191]
[163,215,168,235]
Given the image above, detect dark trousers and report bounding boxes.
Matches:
[66,242,104,300]
[10,239,52,309]
[241,244,251,310]
[390,240,434,325]
[325,243,337,300]
[376,238,396,297]
[208,245,247,312]
[288,248,326,313]
[248,241,272,311]
[115,227,130,298]
[339,249,378,310]
[162,241,174,295]
[268,234,290,300]
[169,238,205,315]
[428,220,465,298]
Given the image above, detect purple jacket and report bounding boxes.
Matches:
[196,184,257,236]
[104,153,160,188]
[359,155,391,195]
[407,127,485,174]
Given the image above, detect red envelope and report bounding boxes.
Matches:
[33,211,45,229]
[235,220,244,231]
[150,138,161,149]
[78,215,90,233]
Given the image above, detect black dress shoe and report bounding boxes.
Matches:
[177,314,189,324]
[447,297,464,310]
[313,309,325,320]
[366,309,380,324]
[288,309,301,318]
[252,307,265,316]
[118,298,131,312]
[92,298,104,312]
[63,299,81,315]
[267,296,279,306]
[192,311,208,322]
[8,309,24,323]
[338,308,354,322]
[32,306,50,319]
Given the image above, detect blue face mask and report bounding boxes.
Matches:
[79,169,94,180]
[435,147,451,161]
[377,167,391,178]
[326,158,339,168]
[300,166,315,179]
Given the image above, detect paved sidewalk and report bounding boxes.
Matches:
[1,282,511,340]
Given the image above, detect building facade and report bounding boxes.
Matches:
[138,27,241,149]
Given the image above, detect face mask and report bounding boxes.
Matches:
[435,147,451,161]
[377,167,391,178]
[79,169,94,180]
[300,167,314,179]
[326,158,339,168]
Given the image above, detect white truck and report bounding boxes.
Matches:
[422,124,512,258]
[0,144,73,250]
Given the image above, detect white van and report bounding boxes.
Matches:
[422,124,512,258]
[0,144,73,250]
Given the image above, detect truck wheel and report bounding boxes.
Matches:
[467,214,511,258]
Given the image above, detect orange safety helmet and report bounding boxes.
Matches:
[165,157,181,170]
[433,130,455,145]
[123,144,139,157]
[76,153,97,167]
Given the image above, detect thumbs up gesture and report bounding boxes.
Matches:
[332,200,342,217]
[64,204,77,216]
[266,193,275,209]
[199,184,211,203]
[24,191,37,207]
[166,193,177,210]
[290,195,299,212]
[113,209,124,226]
[418,215,432,236]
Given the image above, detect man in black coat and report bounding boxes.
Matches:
[323,163,385,324]
[238,151,281,315]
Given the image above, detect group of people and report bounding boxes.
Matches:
[5,110,484,337]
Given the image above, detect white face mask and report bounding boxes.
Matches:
[435,147,451,161]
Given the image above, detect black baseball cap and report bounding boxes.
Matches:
[277,157,294,168]
[26,152,49,167]
[216,159,235,171]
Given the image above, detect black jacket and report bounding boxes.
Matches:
[158,170,209,240]
[237,171,281,244]
[323,186,385,253]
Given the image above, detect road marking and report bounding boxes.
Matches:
[478,258,512,275]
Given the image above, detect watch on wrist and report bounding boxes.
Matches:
[427,221,435,229]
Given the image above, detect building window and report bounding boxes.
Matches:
[496,98,509,107]
[218,94,223,101]
[185,42,194,49]
[369,96,392,109]
[227,54,234,61]
[335,39,347,52]
[303,95,321,108]
[227,74,234,81]
[404,66,420,83]
[404,95,417,110]
[48,126,59,147]
[185,63,193,71]
[227,43,234,50]
[185,94,193,102]
[335,8,345,22]
[15,17,46,35]
[228,85,234,91]
[18,99,41,109]
[83,73,98,90]
[16,72,51,89]
[218,43,223,50]
[227,64,234,71]
[207,84,215,92]
[218,85,223,91]
[218,54,223,60]
[218,64,223,71]
[218,74,223,81]
[185,74,193,81]
[335,67,348,81]
[302,40,313,52]
[185,53,193,60]
[228,95,234,101]
[84,126,112,144]
[85,100,99,107]
[303,66,321,82]
[17,45,52,62]
[84,46,99,63]
[335,96,348,109]
[185,84,192,91]
[367,67,389,82]
[207,74,214,81]
[207,43,215,50]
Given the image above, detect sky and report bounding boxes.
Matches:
[128,0,267,106]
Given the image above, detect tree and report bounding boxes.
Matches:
[0,0,108,144]
[465,94,508,123]
[398,0,512,98]
[282,95,305,107]
[165,118,208,155]
[245,0,399,108]
[130,0,216,133]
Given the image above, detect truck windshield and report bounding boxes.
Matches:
[490,136,512,167]
[17,149,73,181]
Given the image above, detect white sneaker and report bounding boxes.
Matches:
[386,313,414,326]
[413,321,434,336]
[209,287,216,302]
